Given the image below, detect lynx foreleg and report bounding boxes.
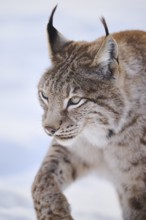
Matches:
[32,143,92,220]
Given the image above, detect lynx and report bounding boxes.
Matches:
[32,6,146,220]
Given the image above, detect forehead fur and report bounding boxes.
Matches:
[52,39,103,64]
[39,37,113,97]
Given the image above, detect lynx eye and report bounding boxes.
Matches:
[67,96,82,108]
[39,91,48,104]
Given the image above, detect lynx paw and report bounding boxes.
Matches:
[32,174,73,220]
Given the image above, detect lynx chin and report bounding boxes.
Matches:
[32,6,146,220]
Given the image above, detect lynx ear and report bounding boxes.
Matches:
[47,6,70,57]
[92,35,118,66]
[91,18,119,78]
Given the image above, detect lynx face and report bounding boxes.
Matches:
[38,7,126,147]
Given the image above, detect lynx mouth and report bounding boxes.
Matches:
[55,135,75,140]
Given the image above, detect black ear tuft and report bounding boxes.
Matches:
[100,17,109,36]
[47,5,58,47]
[46,5,70,58]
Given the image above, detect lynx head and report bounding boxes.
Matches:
[38,6,126,147]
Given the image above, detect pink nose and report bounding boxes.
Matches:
[45,126,57,136]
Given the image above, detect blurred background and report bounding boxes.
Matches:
[0,0,146,219]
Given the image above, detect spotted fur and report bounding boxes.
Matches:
[32,7,146,220]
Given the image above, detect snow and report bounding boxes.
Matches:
[0,0,146,219]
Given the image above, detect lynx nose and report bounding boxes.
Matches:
[45,126,57,136]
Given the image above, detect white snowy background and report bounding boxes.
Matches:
[1,0,146,219]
